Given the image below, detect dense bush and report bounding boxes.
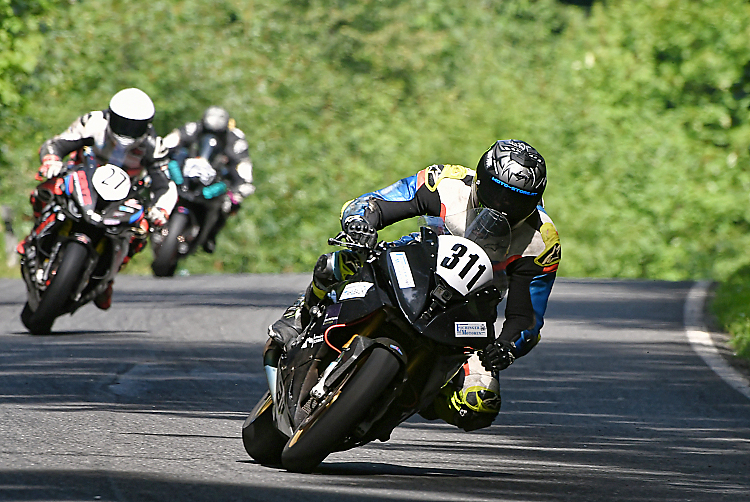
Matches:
[1,0,750,283]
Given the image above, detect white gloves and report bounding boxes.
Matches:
[39,154,64,179]
[238,182,255,198]
[147,207,169,227]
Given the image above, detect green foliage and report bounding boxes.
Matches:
[2,0,750,290]
[0,0,56,250]
[712,265,750,359]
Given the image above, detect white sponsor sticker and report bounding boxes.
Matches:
[390,252,415,289]
[454,321,487,338]
[339,281,374,300]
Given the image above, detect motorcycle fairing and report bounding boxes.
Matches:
[332,264,393,325]
[413,286,501,347]
[382,227,438,323]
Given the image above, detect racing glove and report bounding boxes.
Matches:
[479,339,516,372]
[222,190,244,215]
[147,207,169,227]
[343,215,378,249]
[38,154,63,180]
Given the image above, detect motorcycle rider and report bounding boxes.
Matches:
[267,139,561,432]
[19,87,177,310]
[161,106,255,253]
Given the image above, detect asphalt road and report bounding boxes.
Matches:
[0,275,748,502]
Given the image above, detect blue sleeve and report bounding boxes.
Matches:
[512,272,556,357]
[341,173,421,222]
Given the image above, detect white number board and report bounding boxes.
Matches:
[92,164,131,201]
[436,235,493,296]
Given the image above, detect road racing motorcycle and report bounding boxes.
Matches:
[19,147,147,335]
[242,208,511,472]
[150,134,228,277]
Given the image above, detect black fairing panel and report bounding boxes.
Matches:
[381,228,438,323]
[414,286,501,348]
[332,264,392,325]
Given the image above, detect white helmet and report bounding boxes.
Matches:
[107,88,155,146]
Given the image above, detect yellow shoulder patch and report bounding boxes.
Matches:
[424,164,469,192]
[534,222,561,267]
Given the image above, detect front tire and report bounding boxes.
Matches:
[21,240,89,335]
[151,212,189,277]
[281,347,400,473]
[242,391,288,465]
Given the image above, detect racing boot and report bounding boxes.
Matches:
[94,281,114,310]
[264,294,309,366]
[419,353,501,432]
[202,238,216,254]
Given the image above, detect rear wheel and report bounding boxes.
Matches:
[242,391,288,466]
[151,212,189,277]
[281,347,400,473]
[21,240,89,335]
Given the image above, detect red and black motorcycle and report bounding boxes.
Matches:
[19,147,147,335]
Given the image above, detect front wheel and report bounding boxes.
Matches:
[151,212,189,277]
[21,240,89,335]
[242,391,288,466]
[281,347,400,473]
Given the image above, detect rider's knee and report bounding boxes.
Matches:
[419,354,501,432]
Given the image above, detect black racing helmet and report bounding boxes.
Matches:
[474,140,547,227]
[202,106,230,134]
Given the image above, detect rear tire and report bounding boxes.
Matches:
[242,391,288,465]
[151,212,189,277]
[281,347,400,473]
[21,241,89,335]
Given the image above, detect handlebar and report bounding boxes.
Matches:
[327,231,379,254]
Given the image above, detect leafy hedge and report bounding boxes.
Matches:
[2,0,750,284]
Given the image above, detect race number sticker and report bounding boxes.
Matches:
[390,252,416,289]
[455,322,487,338]
[92,164,131,201]
[436,235,493,295]
[339,281,374,300]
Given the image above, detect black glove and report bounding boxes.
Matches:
[479,339,516,372]
[343,215,378,249]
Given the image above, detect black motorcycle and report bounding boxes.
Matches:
[150,134,228,277]
[20,147,147,335]
[242,208,511,472]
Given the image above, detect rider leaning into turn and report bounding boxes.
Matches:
[161,106,255,253]
[19,87,177,310]
[268,139,561,432]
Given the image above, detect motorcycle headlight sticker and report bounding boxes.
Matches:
[390,252,415,289]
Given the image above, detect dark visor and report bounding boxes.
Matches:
[109,111,149,139]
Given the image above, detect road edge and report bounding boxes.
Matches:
[684,280,750,401]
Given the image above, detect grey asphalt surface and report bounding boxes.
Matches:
[0,275,748,502]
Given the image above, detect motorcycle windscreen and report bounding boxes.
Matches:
[385,239,436,323]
